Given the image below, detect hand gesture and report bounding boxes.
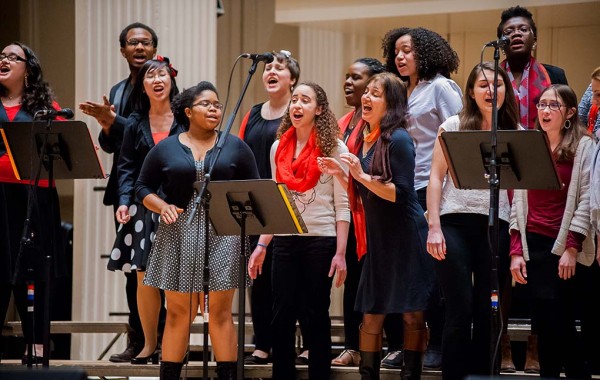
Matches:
[340,153,365,180]
[317,157,344,176]
[79,95,116,130]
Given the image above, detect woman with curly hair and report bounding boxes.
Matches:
[248,82,350,379]
[320,72,434,379]
[381,26,463,370]
[0,42,67,363]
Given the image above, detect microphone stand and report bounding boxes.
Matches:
[488,44,502,376]
[186,57,261,380]
[15,115,57,367]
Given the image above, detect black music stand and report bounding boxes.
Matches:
[0,120,105,367]
[201,179,307,380]
[439,128,560,373]
[439,130,561,190]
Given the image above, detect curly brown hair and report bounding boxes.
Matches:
[381,27,459,84]
[277,82,339,157]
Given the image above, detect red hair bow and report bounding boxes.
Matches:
[156,55,178,78]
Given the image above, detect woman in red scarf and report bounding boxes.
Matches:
[321,72,434,379]
[248,82,350,380]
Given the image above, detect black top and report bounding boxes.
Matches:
[543,64,568,85]
[355,128,433,313]
[136,132,260,209]
[242,103,281,179]
[98,76,134,206]
[117,112,187,207]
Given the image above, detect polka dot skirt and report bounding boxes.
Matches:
[143,161,250,292]
[107,203,158,272]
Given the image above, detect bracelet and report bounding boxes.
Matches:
[257,243,268,249]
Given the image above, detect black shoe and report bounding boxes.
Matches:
[21,355,44,365]
[131,349,160,365]
[110,330,143,363]
[244,354,269,365]
[295,355,309,365]
[381,350,403,369]
[423,348,442,370]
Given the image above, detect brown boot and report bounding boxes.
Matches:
[359,324,382,380]
[500,334,516,373]
[524,334,540,374]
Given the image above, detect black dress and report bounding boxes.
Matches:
[355,128,434,314]
[135,132,259,292]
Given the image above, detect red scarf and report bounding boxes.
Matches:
[502,56,551,129]
[338,111,368,260]
[588,104,598,134]
[275,127,322,193]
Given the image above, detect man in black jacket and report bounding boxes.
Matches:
[79,22,157,363]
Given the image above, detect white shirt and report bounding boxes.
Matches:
[408,74,463,190]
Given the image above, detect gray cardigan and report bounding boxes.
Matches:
[589,141,600,232]
[509,135,595,266]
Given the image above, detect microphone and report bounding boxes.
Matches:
[35,108,75,119]
[241,52,274,63]
[485,36,510,48]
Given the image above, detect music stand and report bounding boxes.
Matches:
[439,128,560,373]
[439,130,561,190]
[202,179,307,380]
[0,120,105,367]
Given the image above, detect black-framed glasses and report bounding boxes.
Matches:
[0,53,26,62]
[502,25,532,37]
[126,39,154,47]
[536,102,563,111]
[192,100,224,110]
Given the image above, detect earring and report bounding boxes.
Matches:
[532,43,537,50]
[564,119,571,129]
[24,75,28,88]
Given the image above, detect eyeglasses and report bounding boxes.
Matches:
[0,53,26,62]
[502,25,532,37]
[192,100,224,110]
[126,39,154,47]
[536,102,563,111]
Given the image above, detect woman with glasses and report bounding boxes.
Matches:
[0,42,67,364]
[496,6,570,373]
[426,62,518,379]
[497,6,568,130]
[108,57,184,365]
[136,82,259,380]
[510,84,594,379]
[238,50,309,366]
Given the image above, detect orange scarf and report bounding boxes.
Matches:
[275,127,322,193]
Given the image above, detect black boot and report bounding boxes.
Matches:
[216,361,237,380]
[401,328,428,380]
[402,350,424,380]
[359,351,382,380]
[358,324,382,380]
[160,361,183,380]
[109,328,143,362]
